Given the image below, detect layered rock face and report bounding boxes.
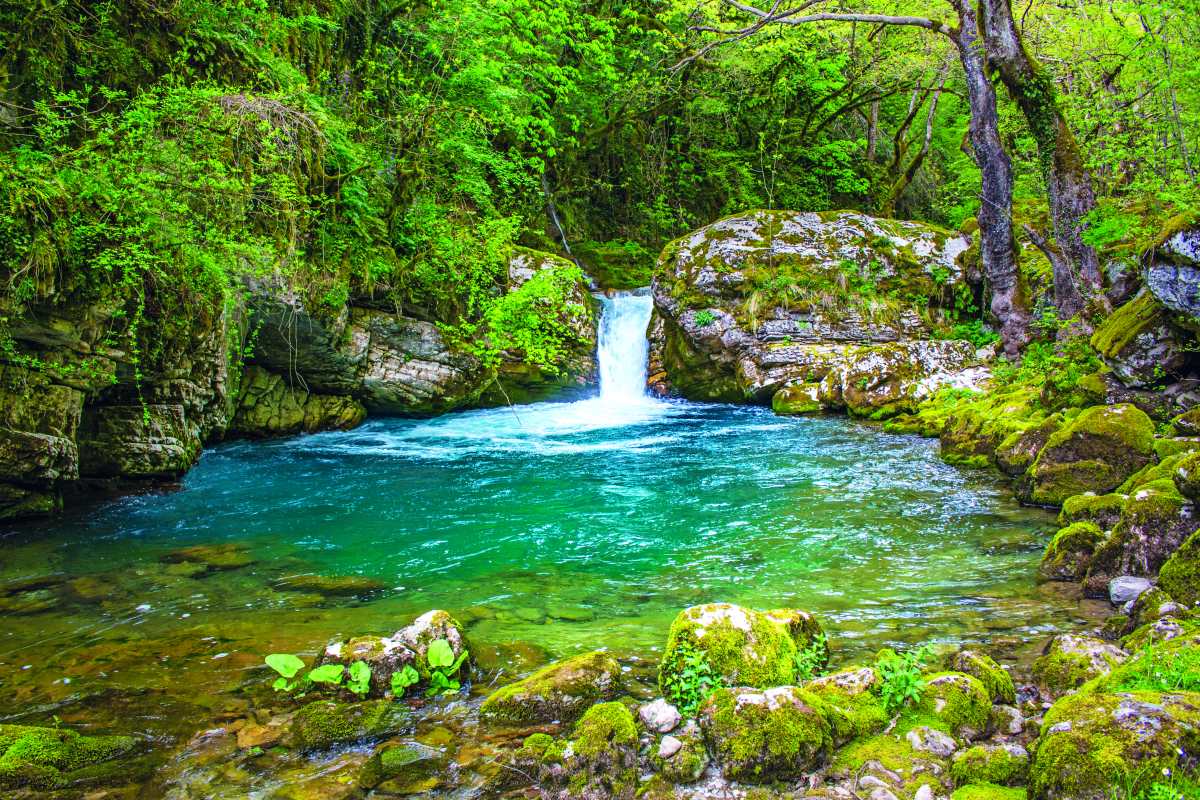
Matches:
[647,209,983,416]
[1,249,597,520]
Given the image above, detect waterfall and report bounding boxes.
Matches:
[596,292,654,404]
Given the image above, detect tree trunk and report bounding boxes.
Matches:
[950,0,1030,354]
[979,0,1102,311]
[879,68,946,218]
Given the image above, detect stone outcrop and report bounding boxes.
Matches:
[1,249,597,520]
[647,209,985,415]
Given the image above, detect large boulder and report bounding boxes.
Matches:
[286,699,411,752]
[0,723,138,791]
[648,209,982,407]
[658,604,823,697]
[1038,522,1105,583]
[698,685,832,783]
[1158,528,1200,607]
[231,365,365,437]
[479,651,623,724]
[560,702,639,799]
[916,672,992,739]
[1029,690,1200,800]
[1021,404,1156,506]
[1090,292,1190,387]
[1085,480,1195,588]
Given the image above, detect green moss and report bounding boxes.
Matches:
[1174,451,1200,500]
[480,650,621,724]
[950,745,1028,787]
[288,699,410,751]
[701,686,832,783]
[950,651,1016,705]
[518,733,565,764]
[772,384,823,416]
[916,672,991,736]
[570,702,637,759]
[0,724,137,790]
[803,670,889,743]
[951,784,1027,800]
[1117,451,1190,494]
[1031,638,1125,696]
[1090,293,1165,359]
[1057,492,1127,528]
[659,604,802,694]
[1159,529,1200,607]
[1038,521,1104,582]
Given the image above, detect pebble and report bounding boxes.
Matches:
[658,735,683,759]
[639,698,681,733]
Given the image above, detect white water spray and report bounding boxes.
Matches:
[596,291,654,404]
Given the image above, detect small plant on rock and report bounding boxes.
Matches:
[347,661,372,696]
[424,639,470,697]
[875,645,933,714]
[306,663,345,687]
[794,633,828,683]
[694,309,717,327]
[665,641,723,716]
[390,664,420,696]
[265,653,306,692]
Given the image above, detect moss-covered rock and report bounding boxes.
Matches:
[916,672,992,739]
[1173,451,1200,500]
[952,784,1028,800]
[1030,635,1128,698]
[938,387,1049,470]
[1089,292,1189,388]
[358,742,444,791]
[772,383,823,415]
[951,743,1029,788]
[1056,493,1127,531]
[231,365,366,438]
[564,702,639,800]
[1022,404,1156,507]
[320,634,416,698]
[829,717,956,797]
[659,604,822,695]
[698,685,832,783]
[950,650,1016,705]
[650,720,708,784]
[0,723,138,790]
[1029,690,1200,800]
[480,650,622,725]
[1085,480,1192,591]
[391,609,470,681]
[286,699,411,751]
[803,667,889,744]
[1038,522,1104,583]
[1158,528,1200,607]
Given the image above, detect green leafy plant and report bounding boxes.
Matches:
[390,665,420,696]
[665,642,723,716]
[793,633,828,683]
[423,639,470,698]
[1111,644,1200,693]
[265,653,306,692]
[347,661,372,696]
[875,645,933,714]
[694,309,717,327]
[306,664,345,687]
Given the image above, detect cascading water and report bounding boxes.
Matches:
[596,291,654,404]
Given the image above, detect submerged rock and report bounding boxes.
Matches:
[0,723,138,791]
[273,573,386,596]
[479,650,623,724]
[161,543,256,572]
[286,699,411,752]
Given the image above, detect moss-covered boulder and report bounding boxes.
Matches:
[1085,480,1193,591]
[659,604,822,696]
[803,666,889,743]
[916,672,992,739]
[698,685,832,783]
[480,650,622,725]
[1173,451,1200,500]
[830,718,956,797]
[1022,404,1156,506]
[358,742,444,792]
[286,699,411,751]
[951,743,1029,788]
[1056,493,1127,531]
[1030,635,1128,698]
[953,784,1028,800]
[949,650,1016,705]
[231,365,366,438]
[1038,522,1104,583]
[650,720,708,784]
[1029,690,1200,800]
[0,724,138,791]
[1158,529,1200,607]
[772,383,823,415]
[1089,292,1189,388]
[391,609,470,681]
[320,634,416,698]
[939,387,1050,470]
[562,702,639,800]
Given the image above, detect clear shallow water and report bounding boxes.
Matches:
[0,295,1104,729]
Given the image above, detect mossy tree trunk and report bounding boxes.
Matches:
[978,0,1102,319]
[949,0,1031,354]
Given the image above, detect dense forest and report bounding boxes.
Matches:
[3,2,1200,800]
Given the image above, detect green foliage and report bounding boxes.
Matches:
[306,664,345,687]
[423,639,470,698]
[992,336,1103,399]
[1110,644,1200,693]
[936,321,1000,348]
[347,661,372,697]
[794,632,829,683]
[665,641,723,717]
[694,310,717,327]
[875,646,933,714]
[390,665,420,697]
[266,653,306,692]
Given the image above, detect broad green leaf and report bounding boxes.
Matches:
[426,639,455,669]
[307,664,345,685]
[265,653,305,679]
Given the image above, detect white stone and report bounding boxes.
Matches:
[658,735,683,759]
[1110,575,1153,605]
[639,698,682,734]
